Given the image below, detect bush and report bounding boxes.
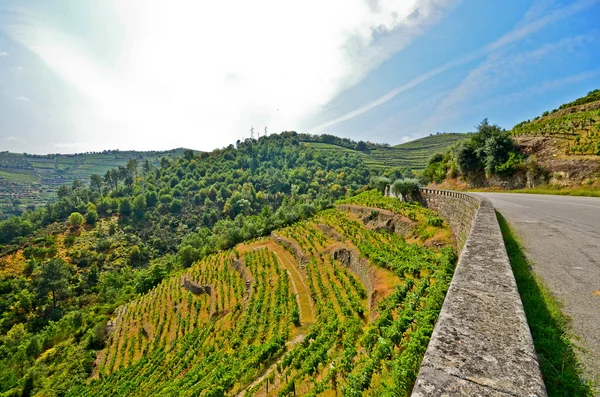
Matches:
[119,198,132,216]
[391,178,420,201]
[68,212,84,228]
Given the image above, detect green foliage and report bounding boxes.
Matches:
[85,204,98,226]
[132,194,146,220]
[36,259,70,309]
[119,198,132,217]
[370,176,391,194]
[68,212,84,228]
[391,178,420,200]
[0,217,33,244]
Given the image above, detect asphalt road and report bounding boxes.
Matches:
[478,192,600,389]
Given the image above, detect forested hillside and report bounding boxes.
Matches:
[0,149,190,220]
[0,132,447,396]
[421,90,600,189]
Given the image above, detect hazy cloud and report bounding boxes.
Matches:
[0,0,459,152]
[312,0,600,133]
[0,51,8,57]
[6,136,26,143]
[424,34,594,128]
[16,96,30,102]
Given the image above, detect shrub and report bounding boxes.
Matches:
[391,178,420,201]
[68,212,84,228]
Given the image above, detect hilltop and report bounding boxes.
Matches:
[303,132,470,171]
[0,149,191,219]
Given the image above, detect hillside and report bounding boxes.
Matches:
[304,133,470,171]
[511,90,600,184]
[0,132,376,395]
[70,191,456,396]
[0,149,190,220]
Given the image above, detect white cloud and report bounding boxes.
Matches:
[16,96,30,102]
[6,136,26,143]
[423,34,594,128]
[461,68,600,118]
[1,0,458,152]
[312,0,600,133]
[53,142,86,151]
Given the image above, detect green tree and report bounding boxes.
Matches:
[37,259,70,309]
[133,194,147,220]
[68,212,84,228]
[119,198,132,216]
[90,174,103,192]
[85,203,99,226]
[391,178,420,201]
[146,191,158,207]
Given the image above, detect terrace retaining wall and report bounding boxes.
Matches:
[387,187,547,397]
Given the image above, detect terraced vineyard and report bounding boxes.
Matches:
[304,133,470,171]
[70,191,456,396]
[512,108,600,155]
[0,149,189,219]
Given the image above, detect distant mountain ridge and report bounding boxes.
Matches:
[0,148,193,219]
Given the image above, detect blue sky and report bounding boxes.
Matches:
[0,0,599,154]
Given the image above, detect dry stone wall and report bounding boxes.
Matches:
[386,187,547,397]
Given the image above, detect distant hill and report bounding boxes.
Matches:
[0,149,191,219]
[304,132,471,171]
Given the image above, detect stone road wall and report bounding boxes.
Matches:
[387,187,547,396]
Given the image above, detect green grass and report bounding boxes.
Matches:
[469,185,600,198]
[497,212,594,396]
[0,170,40,183]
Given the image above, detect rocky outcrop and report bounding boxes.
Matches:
[230,257,253,300]
[271,232,309,268]
[337,204,414,235]
[181,276,212,296]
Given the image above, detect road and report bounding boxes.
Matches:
[478,192,600,389]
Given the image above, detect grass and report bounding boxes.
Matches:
[496,212,594,396]
[0,170,40,183]
[469,185,600,198]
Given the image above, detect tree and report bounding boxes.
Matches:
[85,203,98,225]
[370,176,391,194]
[133,194,147,220]
[90,174,103,192]
[119,198,132,216]
[146,191,158,207]
[170,199,182,213]
[37,259,69,309]
[391,178,420,201]
[184,149,195,160]
[68,212,84,228]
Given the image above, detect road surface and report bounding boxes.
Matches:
[478,192,600,389]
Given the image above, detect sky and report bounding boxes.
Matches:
[0,0,599,154]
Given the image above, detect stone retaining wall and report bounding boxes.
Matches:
[388,187,547,396]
